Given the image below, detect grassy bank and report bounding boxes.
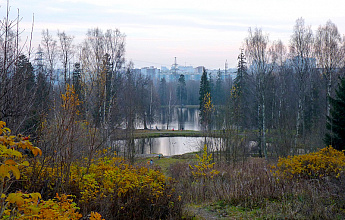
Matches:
[115,128,236,139]
[138,148,345,219]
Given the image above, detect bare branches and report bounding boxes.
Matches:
[57,30,74,85]
[314,20,344,117]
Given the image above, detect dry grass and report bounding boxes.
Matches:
[170,157,345,219]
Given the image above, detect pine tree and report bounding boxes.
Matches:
[199,68,211,129]
[72,62,84,118]
[214,69,223,105]
[176,74,187,106]
[232,49,250,129]
[159,77,167,106]
[12,55,36,133]
[325,77,345,151]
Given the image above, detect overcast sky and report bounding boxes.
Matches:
[1,0,345,69]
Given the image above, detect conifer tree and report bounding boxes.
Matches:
[325,77,345,151]
[177,74,187,105]
[214,69,223,105]
[232,49,250,129]
[72,62,84,118]
[199,68,211,129]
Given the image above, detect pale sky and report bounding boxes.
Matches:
[1,0,345,69]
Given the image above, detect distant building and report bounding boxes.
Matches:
[179,66,194,74]
[132,64,236,82]
[161,66,169,73]
[195,66,204,74]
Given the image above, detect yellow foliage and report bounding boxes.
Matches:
[203,92,214,115]
[0,121,105,220]
[73,155,170,205]
[24,149,180,218]
[272,146,345,179]
[90,211,105,220]
[2,193,84,220]
[190,144,219,180]
[61,84,81,115]
[0,121,40,181]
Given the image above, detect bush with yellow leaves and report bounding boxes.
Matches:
[273,146,345,179]
[68,152,182,219]
[19,148,182,219]
[0,121,104,220]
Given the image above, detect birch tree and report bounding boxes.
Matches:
[289,18,314,152]
[58,31,74,85]
[41,29,57,80]
[245,27,271,159]
[314,20,344,117]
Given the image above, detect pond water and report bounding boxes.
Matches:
[114,106,225,156]
[113,136,224,157]
[145,106,201,131]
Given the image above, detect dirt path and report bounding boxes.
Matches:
[185,205,223,220]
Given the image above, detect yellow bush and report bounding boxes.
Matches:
[273,146,345,179]
[19,149,182,219]
[189,144,219,180]
[1,118,181,219]
[0,121,104,220]
[70,153,181,219]
[72,153,175,203]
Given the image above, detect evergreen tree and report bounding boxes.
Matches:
[159,77,167,106]
[199,68,211,128]
[12,55,36,133]
[176,74,186,106]
[72,62,84,118]
[325,77,345,151]
[232,49,250,129]
[35,69,51,115]
[209,72,214,99]
[214,69,223,105]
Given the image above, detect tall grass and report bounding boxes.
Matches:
[170,157,345,219]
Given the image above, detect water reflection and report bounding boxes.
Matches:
[153,106,200,131]
[114,137,225,157]
[114,106,220,157]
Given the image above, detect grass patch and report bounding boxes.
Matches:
[207,201,263,219]
[136,153,197,176]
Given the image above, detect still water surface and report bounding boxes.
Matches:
[114,137,223,157]
[115,106,220,156]
[146,106,201,131]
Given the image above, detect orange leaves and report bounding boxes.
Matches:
[0,121,6,130]
[31,147,42,157]
[90,211,105,220]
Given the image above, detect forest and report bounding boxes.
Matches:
[1,0,345,219]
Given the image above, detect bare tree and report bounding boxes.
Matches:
[80,28,125,127]
[289,18,314,152]
[245,27,272,159]
[314,20,344,117]
[58,31,74,85]
[0,1,39,133]
[41,29,57,80]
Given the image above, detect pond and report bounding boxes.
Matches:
[113,136,224,157]
[144,106,201,131]
[114,106,226,157]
